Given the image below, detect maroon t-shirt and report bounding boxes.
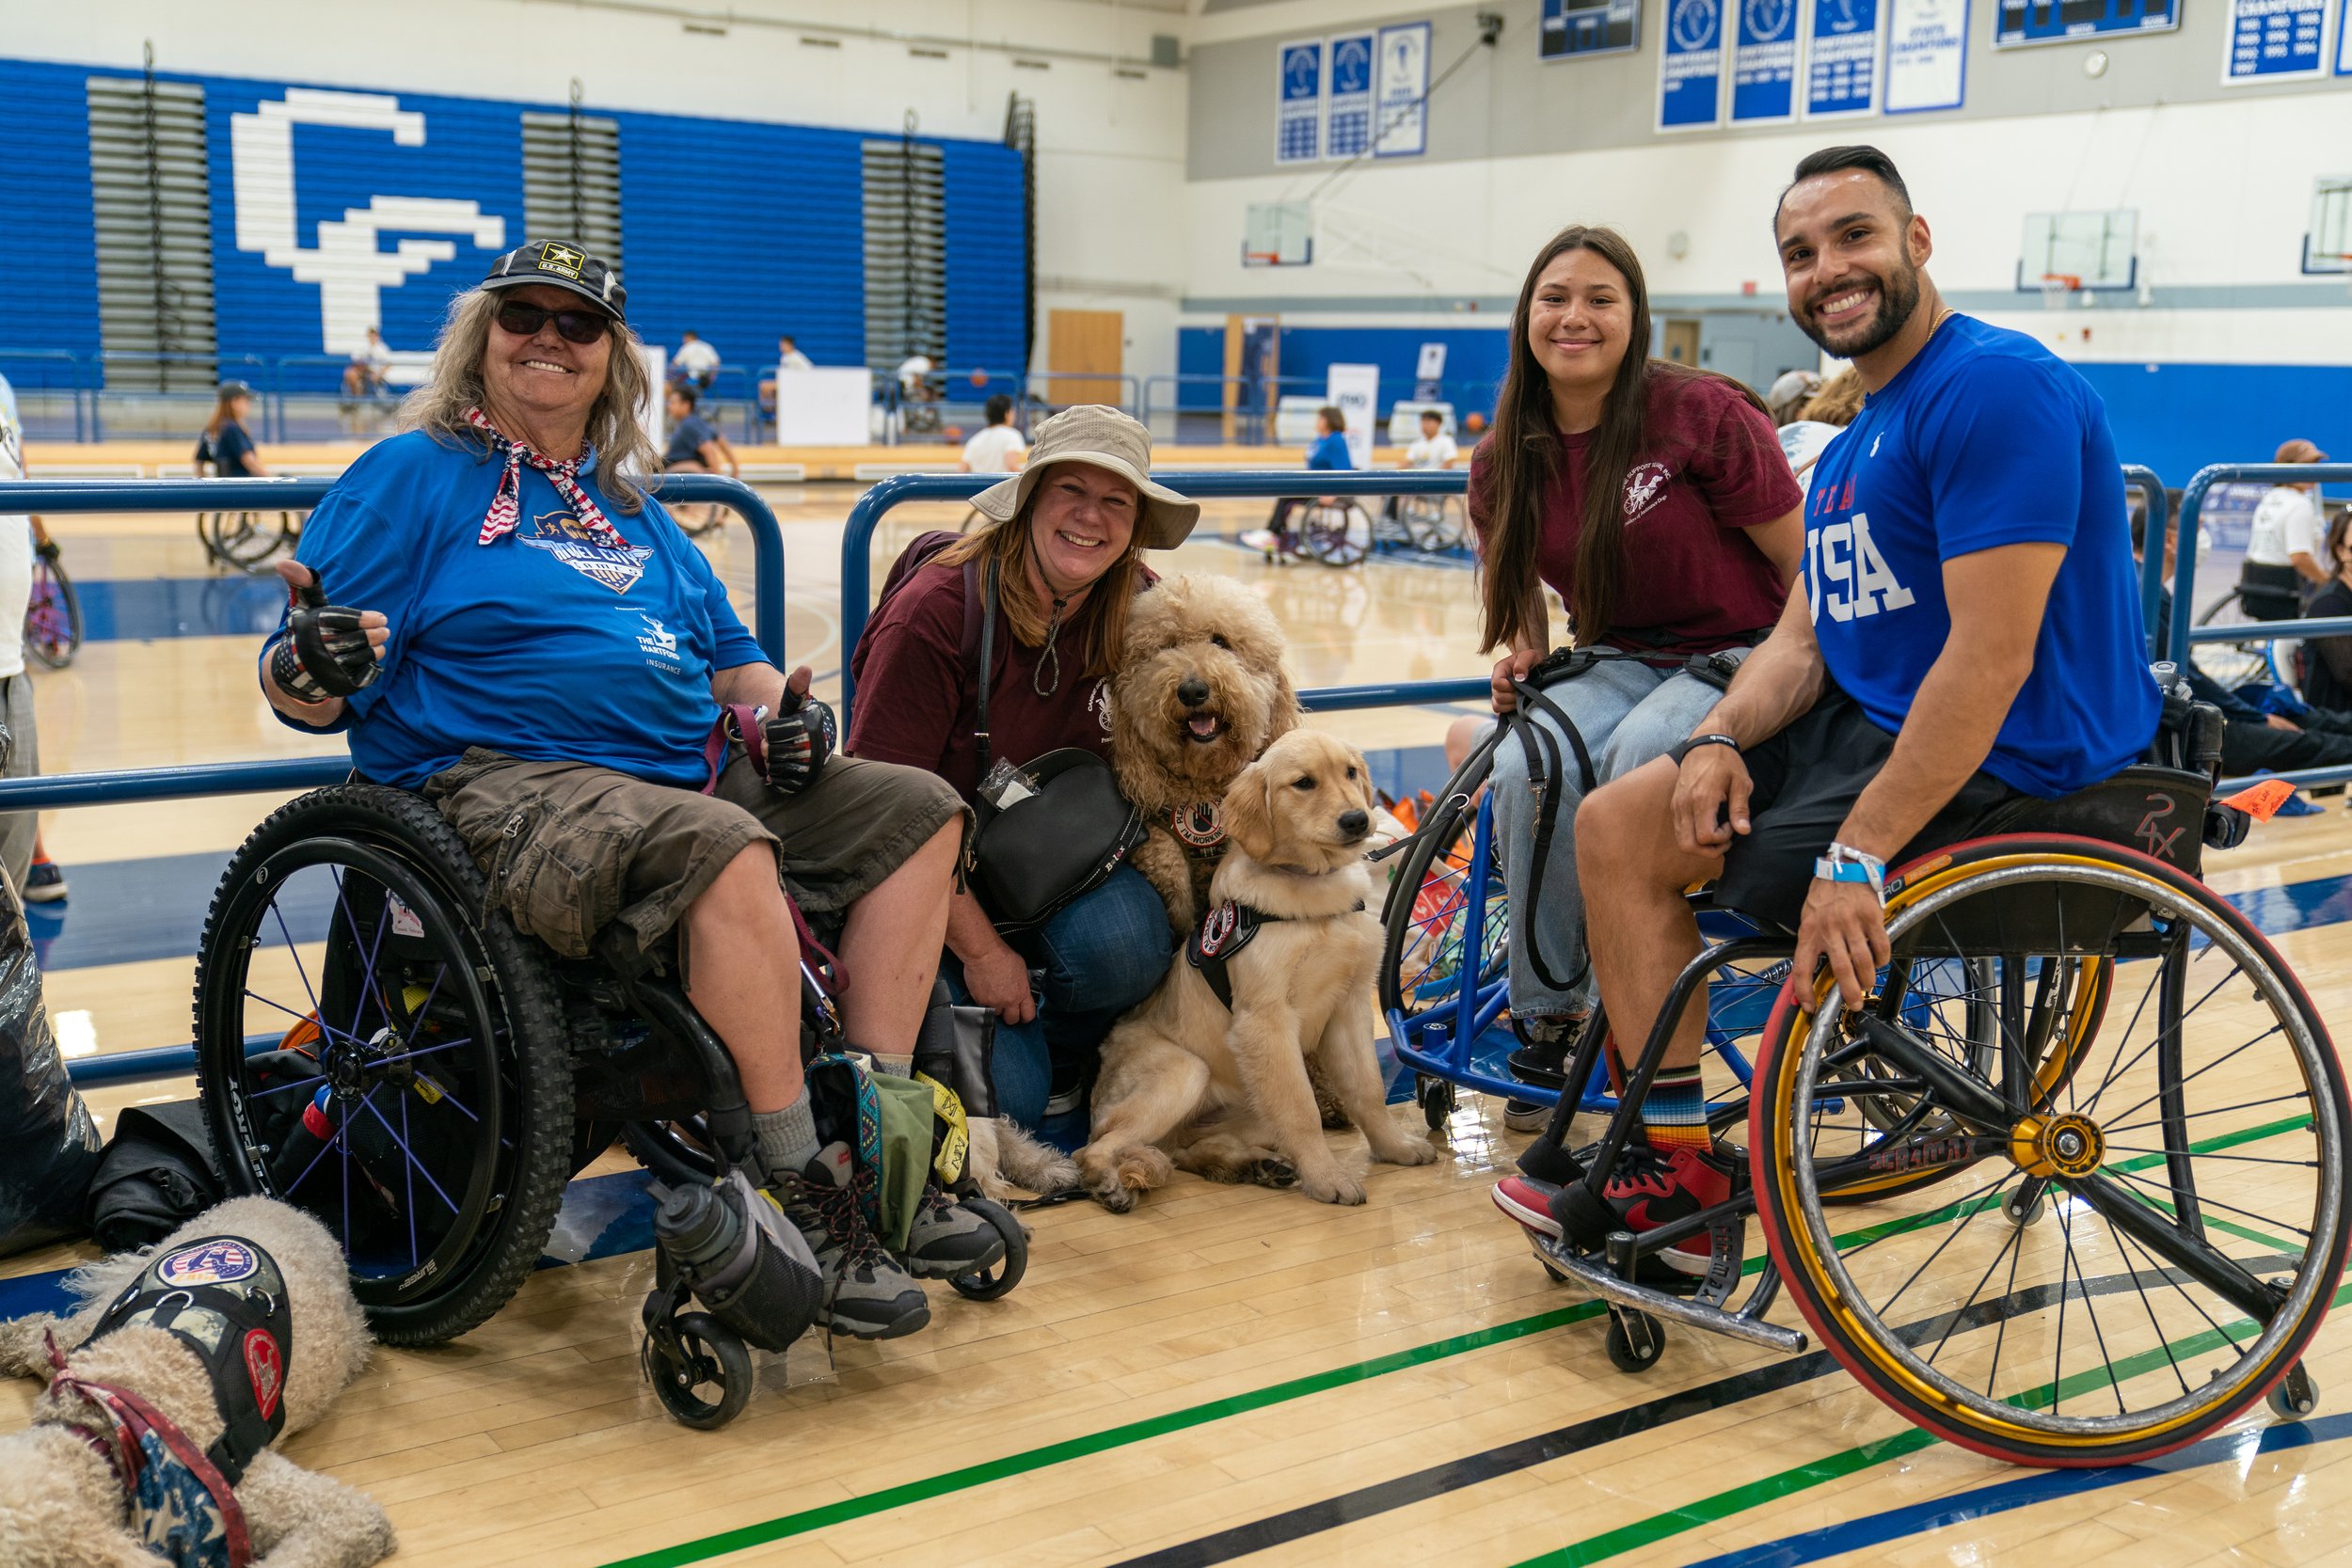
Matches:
[847,561,1116,800]
[1470,372,1802,657]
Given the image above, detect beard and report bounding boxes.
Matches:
[1796,259,1923,357]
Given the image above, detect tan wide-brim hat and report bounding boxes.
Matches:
[2277,437,2329,465]
[970,404,1201,549]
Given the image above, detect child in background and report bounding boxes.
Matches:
[1384,407,1458,524]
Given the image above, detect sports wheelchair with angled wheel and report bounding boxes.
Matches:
[191,781,1024,1427]
[1481,689,2350,1466]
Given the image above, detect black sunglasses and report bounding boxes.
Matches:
[494,298,610,344]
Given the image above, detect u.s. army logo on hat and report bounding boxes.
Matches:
[538,242,585,278]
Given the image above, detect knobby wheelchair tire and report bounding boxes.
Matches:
[193,784,576,1345]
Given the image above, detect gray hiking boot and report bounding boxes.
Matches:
[773,1142,930,1340]
[903,1183,1008,1279]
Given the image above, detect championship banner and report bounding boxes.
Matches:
[1805,0,1883,117]
[1277,39,1325,163]
[1327,32,1375,159]
[1373,22,1431,158]
[1885,0,1967,113]
[1659,0,1727,130]
[1731,0,1802,122]
[2222,0,2328,83]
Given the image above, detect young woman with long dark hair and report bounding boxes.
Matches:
[1470,226,1804,1127]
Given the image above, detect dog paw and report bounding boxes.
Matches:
[1301,1170,1367,1206]
[1374,1138,1442,1168]
[1089,1180,1138,1214]
[1244,1157,1298,1188]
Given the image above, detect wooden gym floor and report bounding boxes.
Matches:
[3,483,2349,1567]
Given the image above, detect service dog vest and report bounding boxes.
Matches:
[1184,897,1363,1011]
[75,1235,295,1567]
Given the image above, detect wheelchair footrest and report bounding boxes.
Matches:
[1532,1236,1808,1356]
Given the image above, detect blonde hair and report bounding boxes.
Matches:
[1797,368,1866,427]
[935,488,1146,679]
[400,288,662,513]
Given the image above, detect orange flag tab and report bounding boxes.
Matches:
[2220,778,2297,823]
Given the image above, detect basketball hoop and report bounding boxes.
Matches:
[2039,273,2082,310]
[1243,251,1281,269]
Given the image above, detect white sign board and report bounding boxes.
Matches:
[1415,342,1448,380]
[773,366,874,446]
[1327,363,1380,467]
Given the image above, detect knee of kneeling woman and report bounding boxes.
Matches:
[1038,867,1176,1011]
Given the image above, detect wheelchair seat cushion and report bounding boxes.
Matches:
[1971,764,2211,876]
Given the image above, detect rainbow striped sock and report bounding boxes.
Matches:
[1639,1065,1712,1155]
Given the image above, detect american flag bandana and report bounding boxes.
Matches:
[463,406,628,549]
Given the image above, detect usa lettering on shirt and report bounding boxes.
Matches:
[1804,473,1916,624]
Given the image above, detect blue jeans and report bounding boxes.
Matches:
[1489,651,1748,1019]
[942,864,1174,1140]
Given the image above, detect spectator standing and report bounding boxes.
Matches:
[959,394,1026,475]
[2240,437,2328,618]
[672,329,721,393]
[0,372,56,896]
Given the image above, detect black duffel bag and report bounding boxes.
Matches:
[966,562,1145,931]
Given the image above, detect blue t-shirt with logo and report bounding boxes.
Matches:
[265,431,764,789]
[1803,314,2155,798]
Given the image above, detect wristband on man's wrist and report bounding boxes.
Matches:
[1813,840,1888,904]
[1669,732,1740,768]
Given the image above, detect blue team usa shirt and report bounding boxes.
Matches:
[1803,315,2157,798]
[269,432,763,789]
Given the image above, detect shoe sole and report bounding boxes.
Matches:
[1502,1103,1550,1133]
[820,1302,932,1339]
[22,887,65,903]
[904,1240,1009,1279]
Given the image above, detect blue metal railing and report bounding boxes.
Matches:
[0,475,788,815]
[838,468,1487,720]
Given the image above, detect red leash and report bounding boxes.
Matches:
[46,1330,255,1567]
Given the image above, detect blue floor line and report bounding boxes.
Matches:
[1683,1412,2352,1568]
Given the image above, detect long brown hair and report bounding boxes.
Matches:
[935,482,1145,679]
[205,385,248,441]
[1475,226,1763,651]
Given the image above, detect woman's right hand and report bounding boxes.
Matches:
[1490,647,1543,713]
[961,934,1038,1026]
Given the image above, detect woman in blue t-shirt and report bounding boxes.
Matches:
[1257,404,1351,558]
[193,382,270,479]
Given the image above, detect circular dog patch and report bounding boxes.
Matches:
[156,1240,261,1288]
[1199,900,1238,956]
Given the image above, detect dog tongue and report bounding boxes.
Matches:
[1187,715,1220,737]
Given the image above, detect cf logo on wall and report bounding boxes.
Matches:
[230,88,507,355]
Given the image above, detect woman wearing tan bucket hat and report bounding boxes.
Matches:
[849,405,1200,1139]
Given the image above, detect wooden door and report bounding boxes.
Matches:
[1048,309,1124,406]
[1661,319,1701,366]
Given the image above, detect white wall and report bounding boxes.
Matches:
[4,0,1191,383]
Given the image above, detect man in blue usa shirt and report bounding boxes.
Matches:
[1513,146,2158,1272]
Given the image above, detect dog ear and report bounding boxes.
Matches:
[1352,748,1377,815]
[1263,660,1303,747]
[1222,756,1278,862]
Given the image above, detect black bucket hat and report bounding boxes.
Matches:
[481,240,628,323]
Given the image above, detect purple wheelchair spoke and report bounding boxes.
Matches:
[248,1072,329,1101]
[266,901,328,1026]
[327,867,398,1043]
[369,1037,474,1070]
[241,990,368,1052]
[357,1089,462,1215]
[399,962,451,1032]
[280,1096,352,1197]
[401,1088,419,1269]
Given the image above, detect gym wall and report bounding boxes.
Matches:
[1182,0,2352,482]
[0,0,1190,391]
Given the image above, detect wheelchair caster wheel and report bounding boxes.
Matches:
[643,1311,753,1430]
[1420,1075,1457,1132]
[1538,1259,1569,1285]
[2268,1362,2320,1420]
[2002,1184,2047,1227]
[1605,1308,1664,1373]
[949,1196,1027,1302]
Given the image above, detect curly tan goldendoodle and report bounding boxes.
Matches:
[1110,573,1301,937]
[0,1195,393,1568]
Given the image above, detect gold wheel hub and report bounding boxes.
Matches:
[2009,1112,2105,1180]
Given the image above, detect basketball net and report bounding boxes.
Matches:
[2039,273,2082,311]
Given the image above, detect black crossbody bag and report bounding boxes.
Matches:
[965,562,1146,931]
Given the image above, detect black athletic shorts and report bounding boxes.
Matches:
[1708,684,2023,930]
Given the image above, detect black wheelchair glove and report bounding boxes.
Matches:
[759,691,835,795]
[268,575,380,702]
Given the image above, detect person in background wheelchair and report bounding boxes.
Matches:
[256,240,979,1341]
[1242,404,1351,560]
[1529,146,2160,1274]
[1471,224,1803,1130]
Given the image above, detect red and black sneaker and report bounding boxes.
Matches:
[1490,1174,1564,1240]
[1602,1142,1739,1277]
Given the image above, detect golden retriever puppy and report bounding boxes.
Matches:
[1110,574,1301,936]
[1078,731,1440,1209]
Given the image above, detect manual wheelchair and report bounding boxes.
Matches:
[1383,689,2349,1466]
[191,782,1025,1423]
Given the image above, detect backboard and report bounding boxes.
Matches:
[1244,200,1313,267]
[2016,209,2138,293]
[2301,176,2352,274]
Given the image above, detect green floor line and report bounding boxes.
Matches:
[1513,1276,2352,1568]
[598,1116,2315,1568]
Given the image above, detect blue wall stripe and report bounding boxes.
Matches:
[0,60,102,361]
